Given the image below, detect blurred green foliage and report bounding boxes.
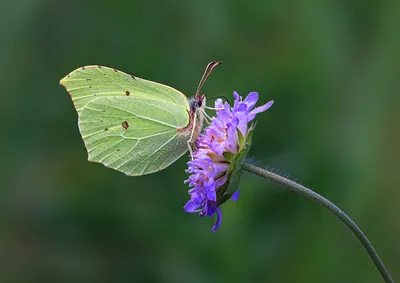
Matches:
[1,0,399,282]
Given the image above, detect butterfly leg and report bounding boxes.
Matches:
[187,111,198,160]
[200,108,213,125]
[187,140,194,160]
[205,106,225,111]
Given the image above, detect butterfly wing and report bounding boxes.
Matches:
[60,65,190,113]
[60,66,192,176]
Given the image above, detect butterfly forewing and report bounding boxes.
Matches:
[60,65,190,114]
[60,66,192,176]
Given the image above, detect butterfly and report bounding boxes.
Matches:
[60,61,221,176]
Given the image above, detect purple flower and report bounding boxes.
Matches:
[184,91,274,231]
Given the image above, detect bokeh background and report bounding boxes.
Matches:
[1,0,399,282]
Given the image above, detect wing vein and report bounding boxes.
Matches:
[113,141,141,170]
[89,138,124,159]
[133,79,180,105]
[123,129,176,140]
[130,133,179,175]
[95,102,178,128]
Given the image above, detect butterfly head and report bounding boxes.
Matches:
[186,61,221,144]
[189,94,206,113]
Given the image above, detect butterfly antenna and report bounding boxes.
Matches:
[207,95,231,104]
[196,61,222,95]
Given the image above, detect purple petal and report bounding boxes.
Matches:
[237,119,248,137]
[249,100,274,115]
[236,103,247,113]
[233,92,242,112]
[210,142,224,155]
[213,163,229,175]
[230,116,239,127]
[211,208,222,232]
[247,100,274,122]
[184,200,200,213]
[215,98,224,109]
[231,190,240,202]
[243,92,258,110]
[233,91,240,101]
[206,202,216,216]
[214,176,228,188]
[215,102,231,124]
[225,124,238,153]
[204,178,216,202]
[224,101,231,110]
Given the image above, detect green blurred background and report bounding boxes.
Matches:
[1,0,399,282]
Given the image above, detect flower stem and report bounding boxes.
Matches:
[241,162,393,283]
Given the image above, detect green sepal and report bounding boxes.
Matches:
[246,122,257,145]
[223,151,236,163]
[237,129,246,151]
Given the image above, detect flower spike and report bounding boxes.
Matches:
[184,91,274,231]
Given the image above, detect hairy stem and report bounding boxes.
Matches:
[241,162,393,283]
